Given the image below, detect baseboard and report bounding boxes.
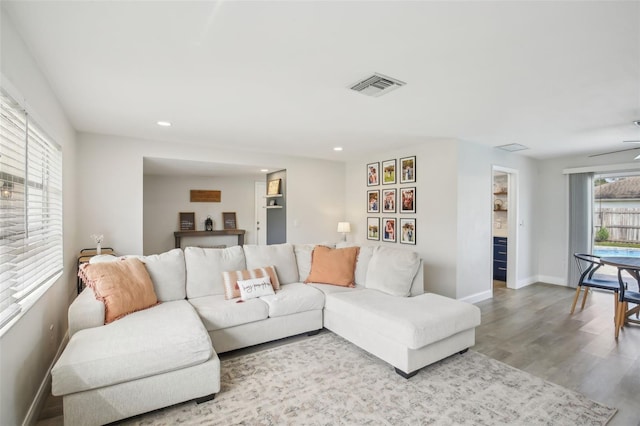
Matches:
[513,276,537,289]
[23,331,69,426]
[536,275,568,286]
[460,290,493,304]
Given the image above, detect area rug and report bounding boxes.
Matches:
[122,332,616,425]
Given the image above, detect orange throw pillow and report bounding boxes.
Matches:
[79,258,158,324]
[304,246,359,287]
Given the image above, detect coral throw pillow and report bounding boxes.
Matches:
[304,245,359,287]
[78,258,158,324]
[222,266,280,300]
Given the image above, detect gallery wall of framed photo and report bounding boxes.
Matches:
[366,155,416,245]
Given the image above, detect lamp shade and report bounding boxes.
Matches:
[337,222,351,233]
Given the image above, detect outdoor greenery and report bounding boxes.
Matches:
[594,227,610,242]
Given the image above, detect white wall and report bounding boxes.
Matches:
[0,8,77,426]
[345,140,460,297]
[345,139,539,302]
[143,175,263,254]
[77,132,346,255]
[536,151,640,286]
[457,141,538,300]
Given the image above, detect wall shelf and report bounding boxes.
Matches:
[265,194,283,198]
[265,206,283,209]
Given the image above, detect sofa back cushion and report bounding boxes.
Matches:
[336,242,375,286]
[365,246,421,297]
[243,243,299,284]
[294,244,315,283]
[141,249,187,302]
[89,249,186,302]
[185,246,246,298]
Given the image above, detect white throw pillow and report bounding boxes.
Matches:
[366,246,421,297]
[237,277,275,300]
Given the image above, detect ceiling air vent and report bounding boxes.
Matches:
[350,73,406,97]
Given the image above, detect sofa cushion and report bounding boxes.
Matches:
[188,294,269,331]
[304,246,359,287]
[260,283,325,318]
[307,282,366,296]
[52,300,212,395]
[365,246,421,297]
[243,243,299,284]
[185,246,246,298]
[222,266,280,299]
[79,258,158,324]
[324,290,481,349]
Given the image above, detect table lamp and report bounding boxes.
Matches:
[337,222,351,242]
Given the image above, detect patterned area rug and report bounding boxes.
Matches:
[122,332,616,425]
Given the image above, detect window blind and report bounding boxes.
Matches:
[0,90,63,330]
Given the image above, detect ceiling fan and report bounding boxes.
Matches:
[588,120,640,159]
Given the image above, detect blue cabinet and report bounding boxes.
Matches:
[493,237,507,281]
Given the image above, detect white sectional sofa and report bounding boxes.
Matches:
[52,243,481,425]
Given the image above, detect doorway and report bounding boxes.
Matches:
[254,181,267,245]
[492,166,518,289]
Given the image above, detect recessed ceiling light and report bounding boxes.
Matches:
[495,143,529,152]
[260,169,269,172]
[334,147,343,151]
[157,121,172,127]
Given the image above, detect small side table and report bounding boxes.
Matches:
[77,247,116,294]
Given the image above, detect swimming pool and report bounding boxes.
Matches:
[593,247,640,258]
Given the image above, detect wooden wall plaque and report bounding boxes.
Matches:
[190,190,221,202]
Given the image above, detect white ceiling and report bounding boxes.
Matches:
[3,1,640,163]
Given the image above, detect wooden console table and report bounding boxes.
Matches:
[174,230,246,248]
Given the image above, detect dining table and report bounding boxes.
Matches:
[600,256,640,325]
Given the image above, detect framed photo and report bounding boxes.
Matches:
[400,218,416,245]
[382,159,396,185]
[382,188,396,213]
[267,179,281,195]
[179,212,195,231]
[400,156,416,184]
[400,187,416,213]
[222,212,237,229]
[367,162,379,186]
[367,190,380,213]
[367,217,380,241]
[382,217,396,242]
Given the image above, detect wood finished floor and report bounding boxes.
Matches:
[37,283,640,425]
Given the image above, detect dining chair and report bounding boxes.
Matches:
[615,266,640,339]
[571,254,621,320]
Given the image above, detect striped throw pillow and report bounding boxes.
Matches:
[222,266,280,300]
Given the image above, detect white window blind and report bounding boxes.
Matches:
[0,90,63,330]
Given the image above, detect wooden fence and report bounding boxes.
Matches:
[594,208,640,242]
